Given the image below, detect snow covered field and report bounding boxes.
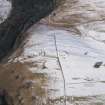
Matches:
[24,24,105,95]
[0,0,105,104]
[9,24,105,104]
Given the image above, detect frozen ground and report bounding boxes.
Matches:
[8,24,105,105]
[0,0,105,105]
[25,24,105,95]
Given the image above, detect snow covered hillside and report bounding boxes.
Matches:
[7,23,105,104]
[0,0,105,105]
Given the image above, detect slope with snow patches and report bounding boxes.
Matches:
[13,24,105,99]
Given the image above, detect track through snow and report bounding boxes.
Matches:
[1,0,105,104]
[8,24,105,105]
